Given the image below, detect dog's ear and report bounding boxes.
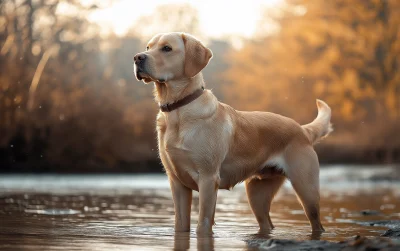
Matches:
[181,33,213,78]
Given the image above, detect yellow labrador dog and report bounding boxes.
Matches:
[134,32,332,235]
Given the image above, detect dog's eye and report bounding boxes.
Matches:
[146,46,149,51]
[161,45,172,52]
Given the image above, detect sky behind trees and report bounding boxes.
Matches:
[87,0,282,39]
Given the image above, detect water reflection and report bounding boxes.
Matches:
[173,232,216,251]
[196,235,215,251]
[0,173,399,250]
[309,231,323,240]
[174,232,191,250]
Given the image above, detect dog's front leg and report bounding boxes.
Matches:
[169,174,193,232]
[197,174,219,235]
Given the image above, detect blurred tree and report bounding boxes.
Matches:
[202,39,233,99]
[225,0,400,122]
[0,0,159,171]
[224,0,400,162]
[1,0,98,142]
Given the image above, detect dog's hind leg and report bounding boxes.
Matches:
[245,175,286,232]
[284,145,325,232]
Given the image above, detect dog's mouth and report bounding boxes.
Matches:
[135,68,154,83]
[135,70,167,84]
[136,71,151,82]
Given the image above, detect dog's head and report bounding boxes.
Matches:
[134,32,212,83]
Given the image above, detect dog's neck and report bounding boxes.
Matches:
[153,73,205,105]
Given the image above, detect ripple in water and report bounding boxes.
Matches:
[0,170,399,250]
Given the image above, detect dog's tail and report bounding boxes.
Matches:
[302,99,333,145]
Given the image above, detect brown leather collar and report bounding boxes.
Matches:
[160,87,204,112]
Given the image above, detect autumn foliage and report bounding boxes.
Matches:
[225,0,400,163]
[0,0,399,172]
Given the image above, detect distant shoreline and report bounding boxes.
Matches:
[0,160,399,174]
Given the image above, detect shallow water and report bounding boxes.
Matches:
[0,166,399,250]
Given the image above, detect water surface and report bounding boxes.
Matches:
[0,166,399,250]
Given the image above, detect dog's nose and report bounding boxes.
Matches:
[134,53,147,64]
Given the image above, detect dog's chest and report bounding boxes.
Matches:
[157,114,200,189]
[158,114,192,150]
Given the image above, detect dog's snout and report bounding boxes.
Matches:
[134,53,147,64]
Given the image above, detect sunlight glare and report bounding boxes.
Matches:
[88,0,282,38]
